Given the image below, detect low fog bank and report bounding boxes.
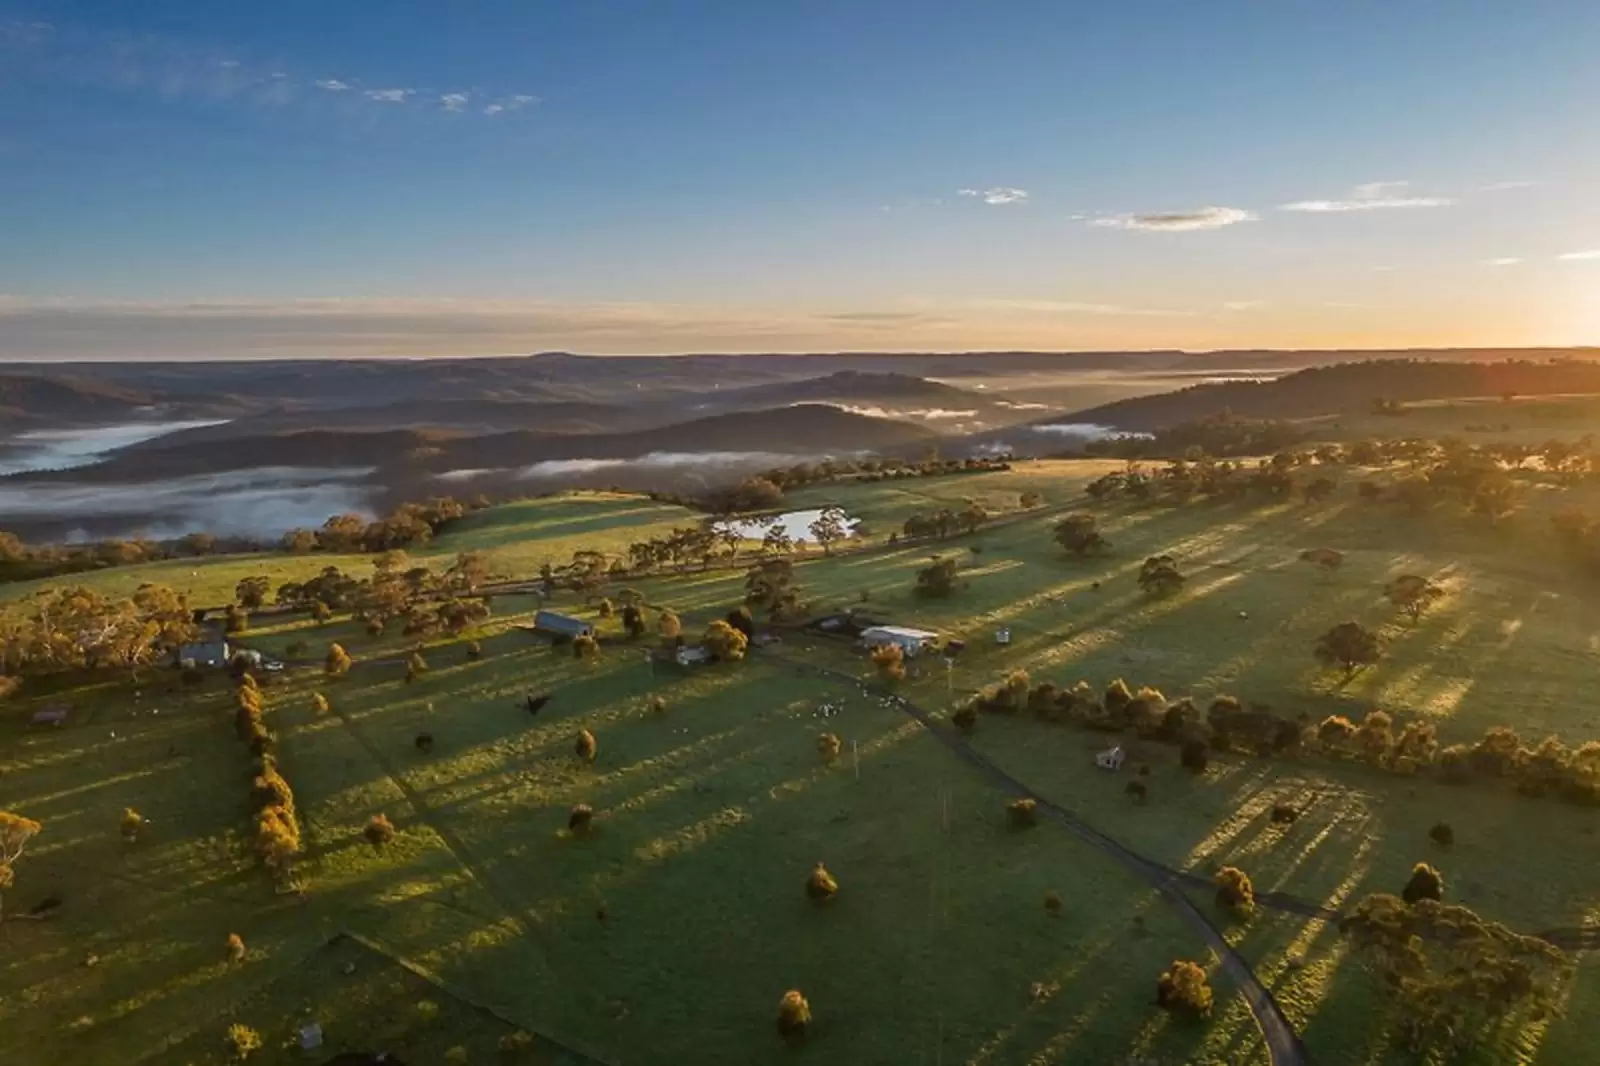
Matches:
[433,450,833,496]
[0,420,233,476]
[0,466,375,543]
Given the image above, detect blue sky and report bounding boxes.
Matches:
[1,1,1597,358]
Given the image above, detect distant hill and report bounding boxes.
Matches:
[1062,359,1600,432]
[25,403,940,483]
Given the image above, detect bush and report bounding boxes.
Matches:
[1007,797,1038,828]
[575,729,598,763]
[951,704,977,734]
[650,695,667,714]
[1214,866,1255,917]
[572,634,599,661]
[1180,739,1209,773]
[498,1030,535,1054]
[1156,960,1214,1019]
[817,733,842,761]
[325,643,353,677]
[597,597,614,618]
[777,990,812,1043]
[1402,862,1445,903]
[225,1023,262,1060]
[1104,678,1133,717]
[466,640,482,660]
[406,650,428,678]
[806,861,839,902]
[702,619,748,662]
[120,807,143,841]
[364,813,397,847]
[1043,891,1063,917]
[568,804,594,835]
[444,1047,469,1064]
[1429,822,1455,848]
[311,692,331,715]
[226,933,246,962]
[871,642,906,681]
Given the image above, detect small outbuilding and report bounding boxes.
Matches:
[529,611,595,640]
[995,627,1012,646]
[858,625,940,658]
[175,638,231,668]
[1095,745,1126,772]
[31,706,69,728]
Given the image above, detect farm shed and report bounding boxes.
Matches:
[858,625,940,658]
[175,638,231,668]
[529,611,596,640]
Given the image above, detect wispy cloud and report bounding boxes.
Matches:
[440,92,469,112]
[1559,249,1600,261]
[1280,180,1455,212]
[363,87,413,103]
[1088,206,1256,232]
[1482,257,1523,267]
[314,78,350,91]
[968,299,1195,318]
[483,93,538,116]
[1222,300,1266,311]
[1479,180,1540,193]
[958,187,1029,205]
[877,197,946,214]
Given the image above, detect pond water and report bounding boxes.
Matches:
[714,507,862,544]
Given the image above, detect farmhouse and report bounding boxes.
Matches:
[1095,745,1126,771]
[528,610,596,640]
[858,625,940,658]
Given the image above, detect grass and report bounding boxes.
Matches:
[8,457,1600,1062]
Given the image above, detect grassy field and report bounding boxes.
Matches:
[6,457,1600,1063]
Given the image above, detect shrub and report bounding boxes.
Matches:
[1180,739,1209,773]
[1104,678,1133,717]
[1402,862,1445,903]
[226,933,245,962]
[325,643,353,677]
[1007,797,1038,828]
[806,861,839,902]
[1429,822,1455,847]
[597,597,615,618]
[575,729,598,763]
[1156,960,1214,1019]
[120,807,143,841]
[776,989,812,1042]
[568,804,594,835]
[364,813,396,847]
[1043,891,1063,917]
[1214,866,1255,917]
[444,1047,469,1064]
[466,640,482,660]
[311,692,331,715]
[658,609,682,640]
[817,733,842,761]
[702,619,748,662]
[871,642,906,681]
[1270,805,1299,824]
[1125,780,1148,804]
[406,650,428,678]
[225,1023,262,1060]
[498,1030,535,1054]
[650,695,667,714]
[951,704,977,734]
[572,634,599,661]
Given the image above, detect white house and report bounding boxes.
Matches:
[1095,745,1126,771]
[858,625,940,658]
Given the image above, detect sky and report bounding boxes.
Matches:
[1,0,1597,359]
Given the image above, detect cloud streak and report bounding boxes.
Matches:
[1483,257,1523,267]
[364,87,413,103]
[314,78,349,91]
[958,187,1029,205]
[1280,180,1455,212]
[1088,206,1256,232]
[1558,249,1600,261]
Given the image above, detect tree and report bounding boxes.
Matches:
[325,643,353,677]
[914,555,959,598]
[1020,491,1043,509]
[745,559,801,618]
[1156,960,1213,1019]
[760,522,793,556]
[1138,555,1185,597]
[0,810,42,921]
[1053,514,1108,556]
[1385,574,1444,621]
[1214,866,1255,918]
[575,729,598,763]
[871,642,905,681]
[1314,622,1379,678]
[1303,477,1338,504]
[1007,798,1038,828]
[817,733,842,761]
[1339,894,1568,1057]
[777,990,812,1043]
[1180,739,1209,773]
[1298,547,1343,575]
[725,605,755,639]
[808,507,848,556]
[1353,709,1395,765]
[572,634,599,661]
[121,807,144,842]
[445,550,490,594]
[620,604,647,638]
[568,804,595,835]
[1429,822,1455,848]
[364,814,396,847]
[312,600,333,624]
[958,502,989,535]
[226,1023,263,1060]
[805,861,838,902]
[405,650,428,683]
[1402,862,1444,904]
[702,620,748,662]
[235,576,271,610]
[658,608,682,641]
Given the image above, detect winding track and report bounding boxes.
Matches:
[775,654,1315,1066]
